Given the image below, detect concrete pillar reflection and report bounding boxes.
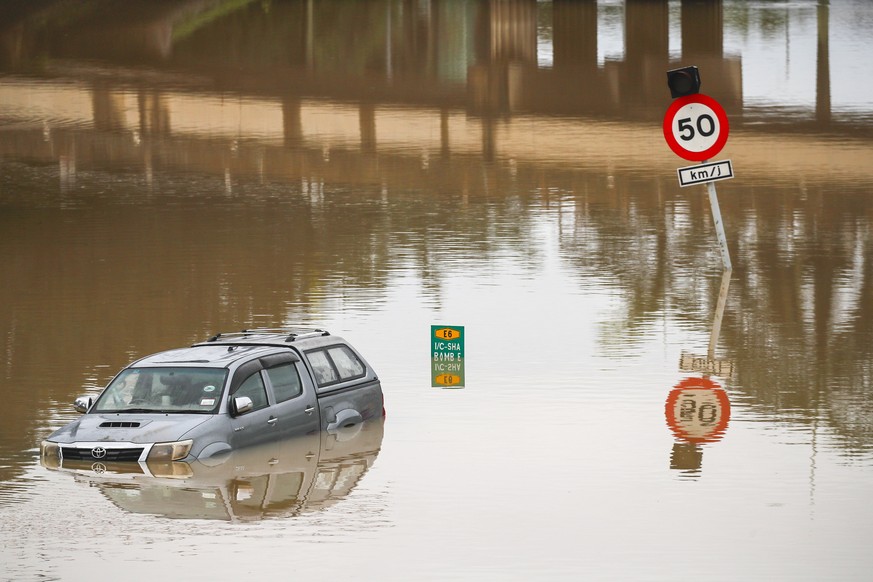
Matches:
[138,90,170,135]
[816,0,831,124]
[623,0,669,108]
[360,103,377,153]
[553,0,597,71]
[283,97,303,148]
[679,0,741,114]
[440,108,450,159]
[468,0,536,115]
[488,0,537,64]
[482,116,495,162]
[306,0,315,69]
[681,0,723,58]
[92,85,127,131]
[0,22,25,68]
[625,0,669,65]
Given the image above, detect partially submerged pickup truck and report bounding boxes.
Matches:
[40,328,384,468]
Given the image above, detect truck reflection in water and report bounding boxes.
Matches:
[43,419,383,521]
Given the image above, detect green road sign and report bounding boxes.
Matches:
[431,325,464,387]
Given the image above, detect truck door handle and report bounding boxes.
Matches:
[267,417,278,426]
[304,406,315,415]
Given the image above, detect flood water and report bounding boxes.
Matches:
[2,1,873,580]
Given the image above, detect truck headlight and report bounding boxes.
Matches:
[147,440,193,462]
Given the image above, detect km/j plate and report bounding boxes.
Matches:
[677,159,734,187]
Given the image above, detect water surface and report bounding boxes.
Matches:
[1,1,872,580]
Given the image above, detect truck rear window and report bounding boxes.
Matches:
[306,345,365,387]
[328,346,364,378]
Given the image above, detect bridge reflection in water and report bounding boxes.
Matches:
[0,0,868,193]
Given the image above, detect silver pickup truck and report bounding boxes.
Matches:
[40,328,384,469]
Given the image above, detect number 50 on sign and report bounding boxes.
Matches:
[662,93,730,162]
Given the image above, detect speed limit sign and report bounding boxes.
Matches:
[662,94,729,161]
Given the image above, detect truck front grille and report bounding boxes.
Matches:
[61,446,144,462]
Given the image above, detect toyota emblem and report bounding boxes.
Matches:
[91,462,107,474]
[91,446,107,459]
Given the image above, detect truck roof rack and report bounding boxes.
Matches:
[201,327,331,345]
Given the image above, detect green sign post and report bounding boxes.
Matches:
[431,325,465,387]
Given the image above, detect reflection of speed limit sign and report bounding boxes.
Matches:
[662,94,730,161]
[665,377,731,443]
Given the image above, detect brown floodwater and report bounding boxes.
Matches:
[1,1,872,580]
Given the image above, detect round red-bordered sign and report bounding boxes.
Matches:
[665,377,731,444]
[662,94,730,162]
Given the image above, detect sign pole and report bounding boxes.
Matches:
[662,89,734,272]
[707,267,732,359]
[705,177,732,272]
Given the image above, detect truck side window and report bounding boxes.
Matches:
[327,346,364,379]
[266,363,302,403]
[307,350,338,385]
[236,372,269,410]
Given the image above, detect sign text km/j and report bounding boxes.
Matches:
[677,159,734,187]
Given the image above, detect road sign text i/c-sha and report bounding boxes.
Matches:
[431,325,465,387]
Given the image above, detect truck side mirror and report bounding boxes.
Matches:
[232,396,253,417]
[73,396,93,414]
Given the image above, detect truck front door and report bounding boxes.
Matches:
[228,368,279,449]
[263,361,320,440]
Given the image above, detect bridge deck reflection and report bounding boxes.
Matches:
[1,78,871,190]
[1,0,871,188]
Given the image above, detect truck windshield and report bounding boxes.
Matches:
[93,367,228,414]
